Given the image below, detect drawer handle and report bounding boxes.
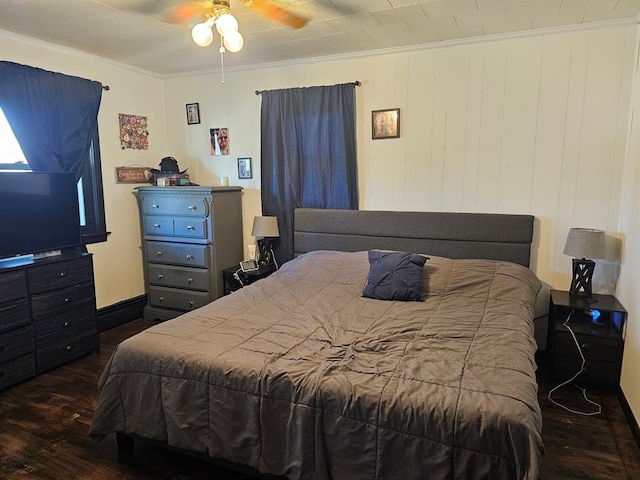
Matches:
[186,254,194,260]
[188,301,194,309]
[64,321,71,327]
[59,272,66,278]
[152,204,159,209]
[188,205,196,210]
[154,223,162,228]
[156,251,163,256]
[63,297,72,304]
[158,274,164,280]
[159,296,165,303]
[187,277,194,284]
[580,343,592,351]
[66,345,73,351]
[186,225,195,231]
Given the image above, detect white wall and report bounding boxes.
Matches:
[163,24,636,342]
[0,31,165,309]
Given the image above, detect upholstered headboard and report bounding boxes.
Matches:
[293,208,535,267]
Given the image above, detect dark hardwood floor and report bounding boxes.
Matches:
[1,318,639,479]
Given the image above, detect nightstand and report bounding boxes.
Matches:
[547,290,626,389]
[222,265,276,295]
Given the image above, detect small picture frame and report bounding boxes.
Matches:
[372,108,400,139]
[237,157,252,179]
[186,103,200,125]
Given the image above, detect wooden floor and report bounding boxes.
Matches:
[1,318,639,479]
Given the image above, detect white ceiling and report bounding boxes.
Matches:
[1,0,639,76]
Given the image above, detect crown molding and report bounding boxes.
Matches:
[0,28,162,79]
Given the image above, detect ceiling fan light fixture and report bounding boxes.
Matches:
[191,19,214,47]
[189,2,245,53]
[215,13,238,36]
[223,30,243,52]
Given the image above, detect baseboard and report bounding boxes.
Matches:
[97,295,147,332]
[618,386,640,450]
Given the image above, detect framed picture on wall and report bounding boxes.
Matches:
[186,103,200,125]
[238,157,252,179]
[372,108,400,139]
[210,128,229,155]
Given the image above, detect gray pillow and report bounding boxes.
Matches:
[361,250,428,301]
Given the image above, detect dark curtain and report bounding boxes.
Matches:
[260,83,358,264]
[0,61,103,180]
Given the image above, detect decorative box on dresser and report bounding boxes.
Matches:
[134,186,243,321]
[0,251,99,390]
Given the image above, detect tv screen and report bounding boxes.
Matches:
[0,172,83,259]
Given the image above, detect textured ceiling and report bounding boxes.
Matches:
[1,0,639,75]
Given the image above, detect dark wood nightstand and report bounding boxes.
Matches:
[547,290,626,390]
[222,264,276,295]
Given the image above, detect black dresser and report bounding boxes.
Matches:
[0,251,99,390]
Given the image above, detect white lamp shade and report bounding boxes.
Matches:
[192,22,213,47]
[216,13,238,36]
[252,216,279,238]
[223,30,243,52]
[563,228,605,259]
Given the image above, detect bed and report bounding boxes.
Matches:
[89,208,543,479]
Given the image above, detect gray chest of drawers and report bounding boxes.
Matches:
[0,252,98,390]
[135,186,243,321]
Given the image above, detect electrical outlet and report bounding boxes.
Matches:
[248,244,256,261]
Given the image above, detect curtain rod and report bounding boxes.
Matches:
[255,80,360,96]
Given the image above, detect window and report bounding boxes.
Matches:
[0,107,108,244]
[0,107,28,169]
[80,129,108,244]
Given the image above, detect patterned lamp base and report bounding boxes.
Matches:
[569,258,596,297]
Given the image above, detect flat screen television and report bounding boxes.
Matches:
[0,172,83,259]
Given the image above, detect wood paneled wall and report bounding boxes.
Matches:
[358,26,635,295]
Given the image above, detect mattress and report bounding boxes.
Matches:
[89,250,543,479]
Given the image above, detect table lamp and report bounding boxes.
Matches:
[252,216,279,266]
[563,228,605,298]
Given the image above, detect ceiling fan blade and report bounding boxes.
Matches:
[165,1,213,24]
[241,0,309,29]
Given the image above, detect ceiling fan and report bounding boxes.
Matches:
[132,0,359,80]
[159,0,308,57]
[170,0,309,31]
[151,1,309,80]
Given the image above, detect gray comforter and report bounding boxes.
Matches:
[89,250,543,479]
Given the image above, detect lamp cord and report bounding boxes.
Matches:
[233,268,243,287]
[547,311,602,416]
